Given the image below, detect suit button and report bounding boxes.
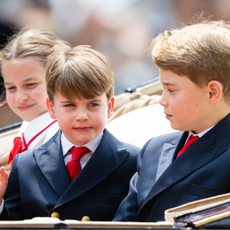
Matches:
[51,212,59,218]
[82,216,90,221]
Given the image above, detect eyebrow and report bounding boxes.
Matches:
[60,100,72,103]
[4,77,39,86]
[22,77,39,82]
[59,99,102,104]
[161,82,177,86]
[89,99,102,102]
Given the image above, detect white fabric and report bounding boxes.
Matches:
[22,112,59,150]
[18,121,29,135]
[106,103,175,148]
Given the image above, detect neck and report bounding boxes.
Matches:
[194,101,230,134]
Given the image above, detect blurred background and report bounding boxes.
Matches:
[1,0,230,129]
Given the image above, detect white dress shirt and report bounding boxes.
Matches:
[185,126,214,143]
[61,131,103,168]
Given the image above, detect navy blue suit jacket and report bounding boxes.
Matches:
[0,129,140,221]
[113,113,230,222]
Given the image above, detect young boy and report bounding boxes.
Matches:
[113,16,230,222]
[0,45,140,221]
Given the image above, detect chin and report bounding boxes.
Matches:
[74,139,89,146]
[170,124,182,131]
[21,114,36,122]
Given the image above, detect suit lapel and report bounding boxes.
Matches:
[34,130,71,196]
[54,129,129,207]
[141,114,230,209]
[155,142,176,181]
[138,137,179,203]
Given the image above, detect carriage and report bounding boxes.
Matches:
[0,79,226,229]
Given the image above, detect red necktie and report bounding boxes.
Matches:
[66,147,90,182]
[7,137,22,164]
[176,135,199,158]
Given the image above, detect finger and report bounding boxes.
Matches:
[0,167,8,177]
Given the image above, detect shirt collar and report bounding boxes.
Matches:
[61,131,103,157]
[188,125,214,138]
[22,112,56,139]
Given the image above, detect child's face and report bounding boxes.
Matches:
[47,93,114,145]
[2,57,48,122]
[159,69,211,134]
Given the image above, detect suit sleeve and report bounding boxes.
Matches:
[112,172,139,221]
[113,140,151,221]
[0,155,24,220]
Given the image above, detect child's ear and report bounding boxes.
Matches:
[46,97,57,119]
[208,80,223,105]
[107,96,115,119]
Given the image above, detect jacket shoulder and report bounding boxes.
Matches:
[144,131,182,149]
[122,142,141,156]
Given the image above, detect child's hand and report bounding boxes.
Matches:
[0,167,8,204]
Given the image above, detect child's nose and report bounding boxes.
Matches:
[76,109,89,121]
[16,91,28,103]
[159,94,168,107]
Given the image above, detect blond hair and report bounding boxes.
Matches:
[0,27,70,70]
[150,16,230,103]
[46,45,114,103]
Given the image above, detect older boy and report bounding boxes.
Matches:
[113,17,230,222]
[0,45,140,221]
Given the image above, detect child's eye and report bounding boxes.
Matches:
[89,103,99,107]
[27,83,37,88]
[6,86,16,92]
[168,89,175,93]
[64,103,75,107]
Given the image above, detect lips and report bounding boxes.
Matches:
[17,104,35,111]
[74,127,91,131]
[165,113,172,119]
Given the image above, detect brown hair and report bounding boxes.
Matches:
[150,15,230,103]
[46,45,114,103]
